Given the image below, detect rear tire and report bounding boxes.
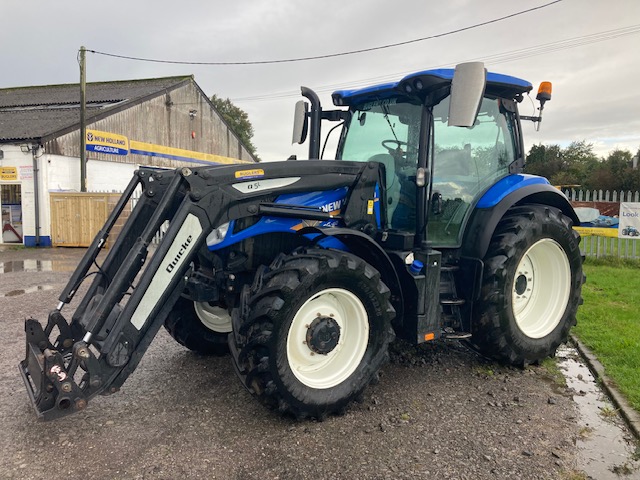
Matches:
[164,297,231,355]
[472,205,584,366]
[231,248,395,419]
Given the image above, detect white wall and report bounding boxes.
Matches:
[88,159,137,192]
[46,154,136,192]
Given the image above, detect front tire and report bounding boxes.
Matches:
[231,248,395,419]
[164,297,231,355]
[472,205,584,365]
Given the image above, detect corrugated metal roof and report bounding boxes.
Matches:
[0,76,190,142]
[0,108,102,142]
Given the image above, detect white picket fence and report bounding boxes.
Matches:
[563,189,640,203]
[563,189,640,260]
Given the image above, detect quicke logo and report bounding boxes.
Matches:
[166,235,193,273]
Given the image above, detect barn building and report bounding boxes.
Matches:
[0,76,256,247]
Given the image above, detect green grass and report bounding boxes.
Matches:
[574,260,640,412]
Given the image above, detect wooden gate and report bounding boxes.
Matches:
[50,192,121,247]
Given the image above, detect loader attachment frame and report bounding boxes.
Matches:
[19,167,205,419]
[19,162,379,420]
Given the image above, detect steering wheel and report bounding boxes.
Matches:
[382,139,407,153]
[382,139,409,167]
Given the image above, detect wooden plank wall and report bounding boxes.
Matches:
[50,192,123,247]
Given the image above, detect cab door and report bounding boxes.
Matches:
[428,97,518,247]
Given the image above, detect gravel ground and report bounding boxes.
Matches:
[0,247,582,479]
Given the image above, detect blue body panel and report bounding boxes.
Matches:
[475,174,550,209]
[208,188,350,251]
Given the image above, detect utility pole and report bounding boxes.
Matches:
[79,46,87,192]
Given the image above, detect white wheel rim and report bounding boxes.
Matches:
[286,288,369,389]
[194,302,232,333]
[512,238,571,339]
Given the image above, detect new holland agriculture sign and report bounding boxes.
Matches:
[84,129,247,165]
[86,130,129,156]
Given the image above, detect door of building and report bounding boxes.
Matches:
[1,184,23,243]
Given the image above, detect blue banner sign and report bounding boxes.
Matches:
[86,130,129,156]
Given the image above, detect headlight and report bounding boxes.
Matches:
[206,222,230,246]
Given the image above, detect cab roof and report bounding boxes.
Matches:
[332,68,533,107]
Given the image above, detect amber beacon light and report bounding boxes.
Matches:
[536,81,552,105]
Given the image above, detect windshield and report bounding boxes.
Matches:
[338,98,422,229]
[336,95,519,239]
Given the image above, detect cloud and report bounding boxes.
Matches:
[1,0,639,162]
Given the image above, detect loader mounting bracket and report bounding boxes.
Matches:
[20,319,89,420]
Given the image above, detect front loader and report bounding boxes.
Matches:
[20,63,584,421]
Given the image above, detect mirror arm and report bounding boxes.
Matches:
[301,87,322,159]
[321,110,350,122]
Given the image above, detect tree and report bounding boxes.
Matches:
[525,143,563,181]
[210,95,260,161]
[560,141,599,187]
[527,142,640,192]
[584,149,639,191]
[525,141,598,187]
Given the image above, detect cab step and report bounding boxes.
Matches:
[440,297,466,306]
[441,330,472,340]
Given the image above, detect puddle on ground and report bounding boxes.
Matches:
[0,260,76,273]
[0,285,55,297]
[557,345,639,479]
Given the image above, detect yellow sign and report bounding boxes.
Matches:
[234,169,265,179]
[0,166,18,181]
[367,200,375,215]
[86,129,129,155]
[130,140,250,165]
[574,226,619,238]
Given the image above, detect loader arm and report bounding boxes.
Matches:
[20,161,380,420]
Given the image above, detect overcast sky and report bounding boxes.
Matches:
[2,0,639,162]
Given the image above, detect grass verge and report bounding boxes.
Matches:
[573,258,640,412]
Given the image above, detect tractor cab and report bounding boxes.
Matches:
[295,66,540,248]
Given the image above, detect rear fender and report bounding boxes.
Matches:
[462,180,579,260]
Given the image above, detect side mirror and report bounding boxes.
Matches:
[431,191,443,215]
[292,100,309,144]
[448,62,486,127]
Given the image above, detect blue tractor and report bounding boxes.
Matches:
[20,63,584,420]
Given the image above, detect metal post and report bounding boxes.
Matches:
[79,46,87,192]
[31,145,40,246]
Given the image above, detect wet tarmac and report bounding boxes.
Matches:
[557,346,640,478]
[0,259,76,274]
[1,245,639,478]
[0,285,54,297]
[0,255,78,298]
